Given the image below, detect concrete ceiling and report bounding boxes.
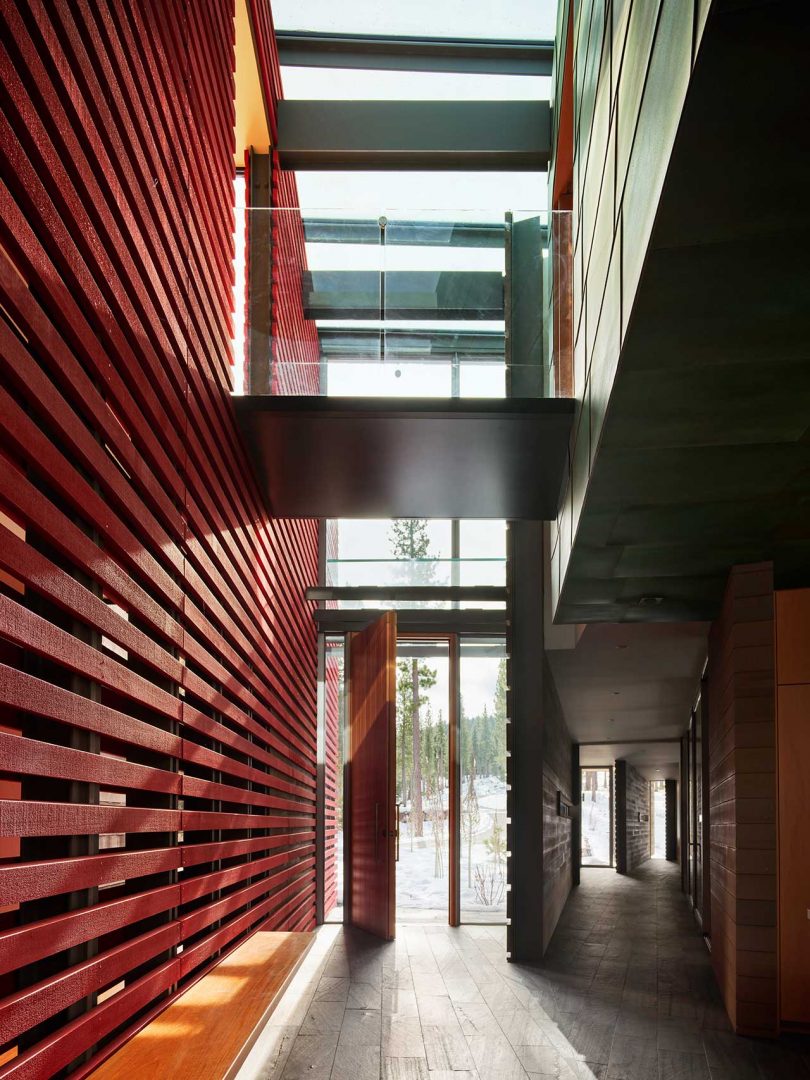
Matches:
[557,2,810,623]
[547,621,707,745]
[580,742,679,781]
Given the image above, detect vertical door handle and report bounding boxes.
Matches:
[375,802,379,861]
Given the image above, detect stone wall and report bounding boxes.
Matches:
[617,760,651,873]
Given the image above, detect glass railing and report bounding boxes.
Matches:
[232,208,573,399]
[325,556,506,588]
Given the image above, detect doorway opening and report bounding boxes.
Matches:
[395,637,451,923]
[320,629,507,931]
[581,766,613,867]
[651,779,667,859]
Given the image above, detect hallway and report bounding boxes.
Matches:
[239,861,810,1079]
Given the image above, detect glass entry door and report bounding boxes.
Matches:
[395,637,452,923]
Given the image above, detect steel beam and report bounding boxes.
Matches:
[317,328,505,362]
[302,270,504,321]
[277,100,551,171]
[306,586,506,602]
[303,218,507,248]
[276,31,554,76]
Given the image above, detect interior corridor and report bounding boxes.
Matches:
[238,862,810,1080]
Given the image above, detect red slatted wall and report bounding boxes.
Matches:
[323,642,342,918]
[0,1,319,1075]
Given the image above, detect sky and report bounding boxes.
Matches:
[270,0,556,41]
[396,647,504,721]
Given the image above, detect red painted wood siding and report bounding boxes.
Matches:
[323,641,342,918]
[0,1,318,1075]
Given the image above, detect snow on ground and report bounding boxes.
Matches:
[397,775,507,917]
[582,788,611,865]
[653,786,667,858]
[333,777,509,920]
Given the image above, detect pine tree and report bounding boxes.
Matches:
[389,519,438,837]
[492,658,508,781]
[463,741,480,888]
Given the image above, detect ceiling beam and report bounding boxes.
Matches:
[306,586,506,602]
[317,328,505,360]
[276,99,551,170]
[276,31,554,76]
[303,217,509,247]
[302,270,504,320]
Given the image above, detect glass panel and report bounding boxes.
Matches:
[326,558,505,588]
[581,767,612,867]
[395,638,450,922]
[323,519,507,609]
[459,520,506,559]
[233,206,572,399]
[460,637,507,922]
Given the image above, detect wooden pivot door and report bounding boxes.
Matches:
[349,612,397,939]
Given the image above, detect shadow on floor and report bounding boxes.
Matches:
[238,860,810,1079]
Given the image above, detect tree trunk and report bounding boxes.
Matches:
[410,657,424,837]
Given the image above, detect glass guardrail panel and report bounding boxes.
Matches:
[325,557,506,588]
[232,208,572,399]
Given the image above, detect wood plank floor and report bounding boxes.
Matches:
[91,932,312,1080]
[237,862,810,1080]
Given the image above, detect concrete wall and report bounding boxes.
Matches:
[542,659,574,951]
[707,563,777,1037]
[616,760,651,873]
[550,0,706,617]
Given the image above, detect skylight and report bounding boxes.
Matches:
[270,0,555,41]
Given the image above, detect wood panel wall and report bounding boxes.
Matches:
[0,1,319,1074]
[707,564,777,1036]
[774,588,810,1026]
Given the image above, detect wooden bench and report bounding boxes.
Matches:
[90,932,312,1080]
